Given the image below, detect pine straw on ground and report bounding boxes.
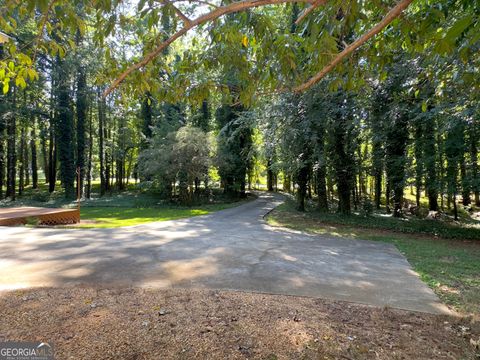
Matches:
[0,287,478,359]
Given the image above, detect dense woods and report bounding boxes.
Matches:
[0,0,478,219]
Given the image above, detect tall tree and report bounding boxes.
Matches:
[6,85,16,200]
[76,67,87,198]
[55,57,76,199]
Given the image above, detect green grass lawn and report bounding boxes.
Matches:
[78,202,245,228]
[267,199,480,316]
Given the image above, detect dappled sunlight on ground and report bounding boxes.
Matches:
[0,193,449,314]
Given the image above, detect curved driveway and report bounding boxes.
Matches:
[0,193,447,314]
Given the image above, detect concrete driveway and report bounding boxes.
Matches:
[0,193,448,314]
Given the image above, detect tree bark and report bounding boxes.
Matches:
[18,125,25,196]
[31,118,38,189]
[76,67,87,198]
[6,84,16,200]
[296,165,309,212]
[98,94,106,196]
[86,99,93,199]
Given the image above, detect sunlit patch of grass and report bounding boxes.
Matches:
[77,207,212,228]
[75,200,250,228]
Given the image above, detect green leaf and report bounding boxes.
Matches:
[445,15,472,43]
[27,68,38,81]
[15,76,26,88]
[3,80,9,94]
[421,101,427,112]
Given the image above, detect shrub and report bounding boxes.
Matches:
[32,191,50,202]
[361,198,374,217]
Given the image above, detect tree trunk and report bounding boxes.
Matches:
[267,159,274,191]
[316,165,328,212]
[283,173,291,193]
[18,126,25,196]
[460,154,470,206]
[40,121,49,183]
[453,192,458,221]
[24,124,29,187]
[76,67,87,198]
[414,122,423,208]
[30,116,38,189]
[424,117,438,211]
[0,111,5,199]
[296,165,308,212]
[385,181,391,214]
[98,94,106,196]
[48,117,56,193]
[56,57,75,200]
[472,131,479,205]
[374,170,382,209]
[86,100,93,199]
[6,85,16,200]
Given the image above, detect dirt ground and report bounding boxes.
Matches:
[0,287,478,359]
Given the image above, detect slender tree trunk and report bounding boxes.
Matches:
[385,180,391,214]
[76,67,87,198]
[105,126,111,193]
[438,134,445,211]
[374,171,382,209]
[283,173,291,193]
[40,121,49,183]
[0,113,5,199]
[424,117,438,211]
[372,139,383,209]
[332,116,352,215]
[48,71,57,193]
[24,125,29,187]
[98,95,106,196]
[267,159,274,191]
[471,123,479,206]
[31,120,38,189]
[0,46,5,198]
[453,192,458,221]
[18,126,25,196]
[296,165,308,212]
[460,154,470,206]
[316,166,328,211]
[352,178,358,211]
[414,122,423,208]
[48,117,56,193]
[86,101,93,199]
[6,85,16,200]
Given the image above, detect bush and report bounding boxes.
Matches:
[415,207,429,219]
[31,191,50,202]
[361,198,374,217]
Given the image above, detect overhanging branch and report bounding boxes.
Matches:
[103,0,413,98]
[295,0,326,25]
[103,0,318,98]
[293,0,414,93]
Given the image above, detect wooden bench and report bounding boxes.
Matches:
[0,207,80,226]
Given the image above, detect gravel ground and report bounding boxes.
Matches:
[0,287,478,359]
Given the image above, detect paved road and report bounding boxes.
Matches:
[0,193,448,314]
